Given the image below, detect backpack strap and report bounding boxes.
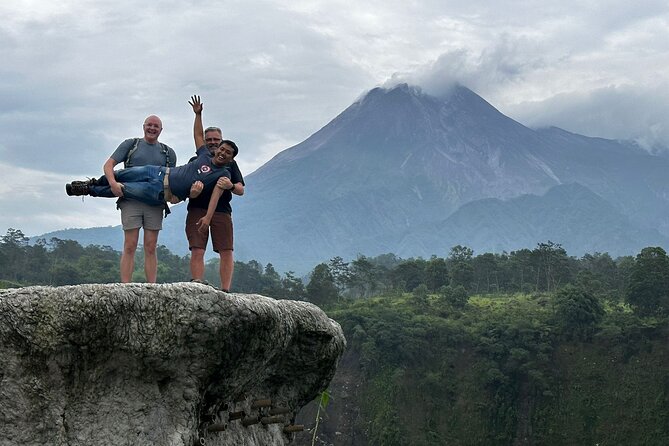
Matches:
[125,138,141,167]
[159,143,171,167]
[159,142,172,217]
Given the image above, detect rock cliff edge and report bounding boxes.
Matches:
[0,283,346,446]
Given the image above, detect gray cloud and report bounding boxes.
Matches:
[1,0,668,236]
[507,84,669,151]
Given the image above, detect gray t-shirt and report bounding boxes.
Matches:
[111,138,177,168]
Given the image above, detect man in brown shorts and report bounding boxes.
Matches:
[186,96,245,291]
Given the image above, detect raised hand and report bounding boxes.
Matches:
[189,95,203,114]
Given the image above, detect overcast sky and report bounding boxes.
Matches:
[1,0,668,237]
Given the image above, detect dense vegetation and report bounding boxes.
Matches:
[321,291,669,445]
[3,228,669,444]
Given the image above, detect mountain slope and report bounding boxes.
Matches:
[39,84,669,273]
[231,84,669,271]
[535,126,669,234]
[416,183,668,257]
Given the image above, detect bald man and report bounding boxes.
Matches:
[103,115,177,283]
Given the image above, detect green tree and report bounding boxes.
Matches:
[1,228,28,245]
[392,259,426,292]
[25,240,50,284]
[625,247,669,316]
[328,256,351,294]
[260,263,283,295]
[49,237,85,261]
[307,263,339,306]
[531,241,573,292]
[424,256,449,292]
[231,260,264,293]
[49,262,82,285]
[279,271,307,300]
[369,253,403,270]
[448,245,474,290]
[411,284,429,310]
[615,255,636,298]
[507,248,535,293]
[575,270,604,296]
[473,253,500,294]
[153,245,190,283]
[0,228,28,282]
[553,284,604,341]
[348,255,385,298]
[84,244,120,283]
[580,252,618,290]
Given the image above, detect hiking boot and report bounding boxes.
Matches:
[71,178,99,187]
[65,182,90,196]
[190,278,211,286]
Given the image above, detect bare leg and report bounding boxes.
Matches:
[143,229,159,283]
[190,247,206,280]
[220,250,234,291]
[121,228,140,282]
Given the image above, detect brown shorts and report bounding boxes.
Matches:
[186,208,233,252]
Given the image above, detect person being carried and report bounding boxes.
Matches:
[186,95,245,291]
[66,140,239,233]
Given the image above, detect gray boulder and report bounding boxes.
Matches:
[0,283,346,446]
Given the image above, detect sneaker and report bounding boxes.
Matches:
[65,182,90,196]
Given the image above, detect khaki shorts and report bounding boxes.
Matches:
[119,199,164,231]
[186,208,233,252]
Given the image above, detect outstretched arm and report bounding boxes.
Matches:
[189,95,205,149]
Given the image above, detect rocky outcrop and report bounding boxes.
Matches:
[0,283,346,446]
